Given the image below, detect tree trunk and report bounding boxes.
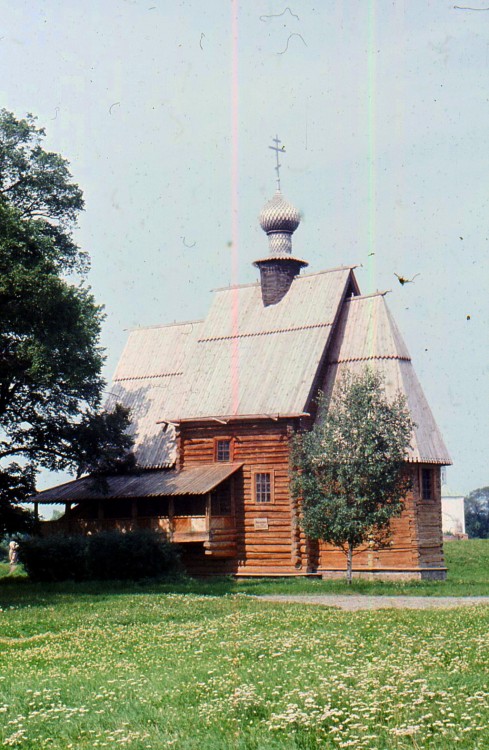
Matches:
[346,541,354,585]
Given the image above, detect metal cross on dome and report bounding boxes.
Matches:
[269,134,285,191]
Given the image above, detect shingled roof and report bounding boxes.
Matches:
[180,267,355,420]
[105,269,450,469]
[106,267,357,467]
[105,320,201,469]
[322,292,451,464]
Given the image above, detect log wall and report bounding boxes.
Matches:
[180,422,445,578]
[414,465,445,569]
[180,420,302,575]
[318,464,445,578]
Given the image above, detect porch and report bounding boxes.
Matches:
[34,463,242,558]
[42,509,236,551]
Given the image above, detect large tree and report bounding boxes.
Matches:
[464,487,489,539]
[0,110,133,533]
[292,368,414,583]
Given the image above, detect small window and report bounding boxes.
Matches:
[421,468,432,500]
[255,472,272,503]
[216,439,231,462]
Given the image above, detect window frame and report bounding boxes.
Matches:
[251,468,275,505]
[214,437,234,463]
[420,467,433,501]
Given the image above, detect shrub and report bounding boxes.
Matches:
[18,530,180,582]
[87,529,181,581]
[19,535,88,582]
[0,538,9,562]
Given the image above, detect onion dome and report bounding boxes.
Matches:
[259,190,301,235]
[257,190,304,258]
[254,189,308,306]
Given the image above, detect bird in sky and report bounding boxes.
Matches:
[394,273,420,286]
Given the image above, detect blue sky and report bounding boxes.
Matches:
[1,0,488,497]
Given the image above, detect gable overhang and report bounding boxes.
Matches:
[160,412,310,425]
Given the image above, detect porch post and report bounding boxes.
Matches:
[33,502,39,521]
[206,492,211,532]
[168,498,174,541]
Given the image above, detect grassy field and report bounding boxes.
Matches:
[0,541,489,749]
[2,537,489,596]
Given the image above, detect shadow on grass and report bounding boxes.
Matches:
[1,540,489,610]
[0,572,461,612]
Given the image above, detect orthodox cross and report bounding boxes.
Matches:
[269,134,285,191]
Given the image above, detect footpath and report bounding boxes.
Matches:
[257,595,489,610]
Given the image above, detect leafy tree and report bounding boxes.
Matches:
[0,109,133,533]
[464,487,489,539]
[292,368,414,583]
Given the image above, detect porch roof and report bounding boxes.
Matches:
[33,464,243,504]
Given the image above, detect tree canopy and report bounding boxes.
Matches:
[464,487,489,539]
[292,368,414,582]
[0,109,133,534]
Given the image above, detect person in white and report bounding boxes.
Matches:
[8,540,19,572]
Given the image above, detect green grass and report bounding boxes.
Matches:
[234,538,489,597]
[3,538,489,596]
[0,541,489,748]
[0,584,489,749]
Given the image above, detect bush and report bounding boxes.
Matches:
[18,530,181,582]
[88,530,180,581]
[0,538,9,562]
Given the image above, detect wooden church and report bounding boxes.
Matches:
[36,158,451,579]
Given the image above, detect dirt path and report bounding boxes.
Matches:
[256,594,489,611]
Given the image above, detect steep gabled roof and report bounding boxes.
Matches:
[177,268,355,420]
[322,293,452,465]
[107,271,449,469]
[105,320,201,468]
[106,268,355,467]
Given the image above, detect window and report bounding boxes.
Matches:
[215,439,232,462]
[254,472,272,503]
[210,484,232,516]
[421,468,432,500]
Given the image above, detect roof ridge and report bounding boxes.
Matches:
[128,319,203,332]
[211,265,358,293]
[346,290,391,301]
[301,265,359,277]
